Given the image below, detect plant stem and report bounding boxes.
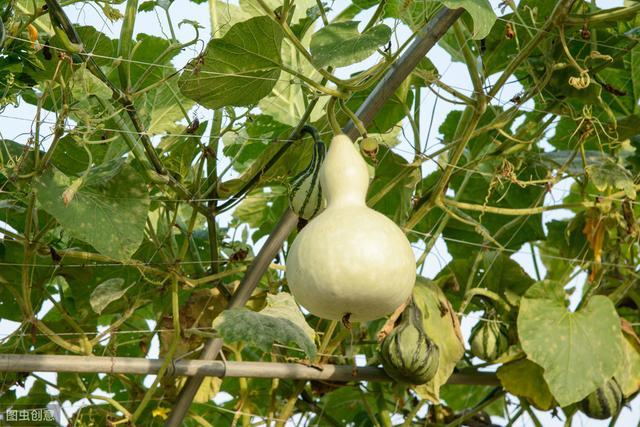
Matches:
[405,102,484,231]
[453,21,484,100]
[443,197,585,216]
[131,275,180,422]
[565,3,640,24]
[444,388,504,427]
[117,0,139,91]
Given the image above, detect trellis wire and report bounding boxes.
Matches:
[0,229,632,270]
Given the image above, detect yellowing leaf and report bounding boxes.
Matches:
[615,321,640,397]
[175,376,221,403]
[413,277,465,402]
[497,359,555,410]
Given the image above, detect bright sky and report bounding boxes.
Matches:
[0,0,639,425]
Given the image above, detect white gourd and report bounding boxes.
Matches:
[286,134,416,321]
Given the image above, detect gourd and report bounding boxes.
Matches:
[359,135,379,161]
[378,299,439,384]
[469,316,509,362]
[285,134,416,321]
[288,125,326,220]
[580,378,623,420]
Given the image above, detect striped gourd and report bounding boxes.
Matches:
[378,299,440,384]
[288,126,326,220]
[580,378,623,420]
[469,316,509,362]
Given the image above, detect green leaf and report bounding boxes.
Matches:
[384,0,440,30]
[310,21,391,68]
[213,0,252,37]
[442,0,496,39]
[50,135,91,176]
[161,121,207,179]
[90,278,131,314]
[212,292,317,358]
[517,280,624,406]
[70,66,112,100]
[179,16,284,109]
[632,45,640,114]
[440,385,504,416]
[34,161,150,260]
[538,215,590,281]
[586,158,637,198]
[438,162,546,258]
[344,83,413,134]
[138,1,156,12]
[130,34,194,134]
[259,36,326,126]
[497,358,555,410]
[413,277,465,402]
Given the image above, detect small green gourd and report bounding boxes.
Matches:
[288,125,326,220]
[469,316,509,362]
[378,299,440,384]
[580,378,623,420]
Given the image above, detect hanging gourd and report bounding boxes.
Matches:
[469,314,510,362]
[285,134,416,321]
[288,125,326,220]
[580,378,624,420]
[378,299,440,384]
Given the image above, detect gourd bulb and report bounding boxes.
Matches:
[285,134,416,321]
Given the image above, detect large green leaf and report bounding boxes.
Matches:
[517,280,624,406]
[259,34,326,126]
[129,34,194,134]
[442,0,496,39]
[179,16,284,109]
[34,161,150,260]
[310,21,391,68]
[212,292,317,358]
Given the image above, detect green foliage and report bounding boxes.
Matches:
[1,0,640,425]
[179,16,284,109]
[34,161,150,260]
[212,293,317,358]
[309,21,391,68]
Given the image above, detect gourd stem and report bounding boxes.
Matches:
[339,98,367,137]
[326,97,342,135]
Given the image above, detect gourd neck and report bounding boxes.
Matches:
[320,134,369,207]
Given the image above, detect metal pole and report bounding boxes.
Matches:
[0,354,499,385]
[167,7,464,425]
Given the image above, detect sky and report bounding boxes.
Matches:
[0,0,639,425]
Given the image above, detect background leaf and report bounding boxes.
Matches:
[34,162,150,260]
[310,21,391,68]
[179,16,284,109]
[212,292,317,358]
[517,280,624,406]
